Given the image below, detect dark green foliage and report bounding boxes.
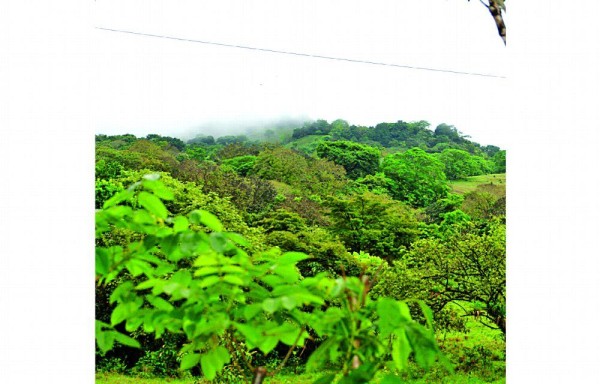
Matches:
[254,209,307,234]
[327,192,419,259]
[423,193,465,224]
[216,135,249,145]
[95,178,123,209]
[265,227,350,277]
[492,150,506,173]
[183,144,207,162]
[253,147,310,185]
[436,149,482,180]
[253,146,347,196]
[292,119,332,139]
[145,134,186,151]
[217,142,264,160]
[221,155,257,176]
[381,148,449,207]
[368,120,434,148]
[316,141,381,180]
[348,173,395,195]
[188,135,216,145]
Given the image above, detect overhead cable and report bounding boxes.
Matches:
[96,27,506,79]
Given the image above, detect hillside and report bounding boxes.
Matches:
[95,118,506,383]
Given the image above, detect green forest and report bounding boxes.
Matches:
[95,119,506,383]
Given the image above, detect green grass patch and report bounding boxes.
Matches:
[448,174,506,195]
[96,372,196,384]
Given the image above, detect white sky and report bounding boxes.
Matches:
[94,0,510,147]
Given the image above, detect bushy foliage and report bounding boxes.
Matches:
[316,140,381,180]
[461,184,506,221]
[381,148,450,207]
[96,176,448,383]
[373,220,506,335]
[221,155,257,176]
[327,192,419,260]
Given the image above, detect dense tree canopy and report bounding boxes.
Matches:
[381,148,450,207]
[316,140,381,180]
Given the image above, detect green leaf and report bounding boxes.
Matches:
[146,295,174,312]
[109,281,134,304]
[103,189,134,209]
[142,179,174,200]
[138,191,168,219]
[220,265,245,274]
[278,251,310,265]
[132,209,155,225]
[306,337,337,372]
[114,332,141,349]
[262,298,280,314]
[258,336,279,354]
[213,346,231,368]
[209,233,227,253]
[172,216,189,233]
[392,329,412,372]
[135,279,158,290]
[111,301,138,326]
[125,259,152,277]
[235,322,261,348]
[243,303,263,321]
[417,300,434,332]
[199,275,220,288]
[171,269,192,286]
[224,232,250,247]
[180,353,201,370]
[274,264,300,283]
[96,329,115,354]
[223,275,244,286]
[201,352,217,380]
[95,249,110,276]
[190,210,223,232]
[280,295,297,310]
[195,266,220,277]
[404,323,438,369]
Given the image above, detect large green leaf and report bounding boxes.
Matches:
[138,191,168,219]
[190,209,223,232]
[113,332,141,348]
[278,251,310,265]
[95,249,110,276]
[391,329,412,371]
[200,347,230,380]
[102,189,134,209]
[180,353,201,370]
[142,178,174,200]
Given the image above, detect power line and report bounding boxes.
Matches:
[96,27,506,79]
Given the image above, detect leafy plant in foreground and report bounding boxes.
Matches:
[95,175,450,383]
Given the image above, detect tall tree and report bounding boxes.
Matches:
[381,148,449,207]
[316,140,380,180]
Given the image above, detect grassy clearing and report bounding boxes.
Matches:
[96,372,326,384]
[448,174,506,195]
[97,370,504,384]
